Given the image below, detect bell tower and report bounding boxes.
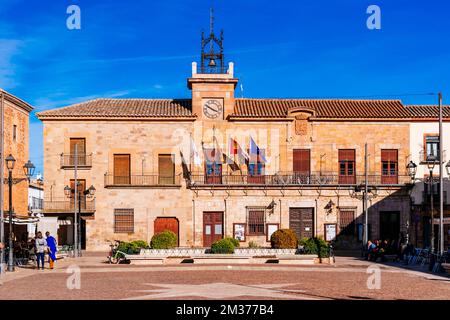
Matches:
[188,7,238,121]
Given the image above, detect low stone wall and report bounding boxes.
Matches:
[139,248,304,257]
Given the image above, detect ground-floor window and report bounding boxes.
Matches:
[339,210,355,236]
[247,210,265,236]
[114,208,134,233]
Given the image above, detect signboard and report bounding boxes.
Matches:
[433,218,450,225]
[266,224,279,242]
[324,224,337,242]
[233,224,246,242]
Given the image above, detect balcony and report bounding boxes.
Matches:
[104,174,182,188]
[419,150,447,165]
[42,198,96,214]
[187,172,411,189]
[60,153,93,169]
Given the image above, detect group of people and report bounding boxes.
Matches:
[0,231,58,270]
[365,235,415,262]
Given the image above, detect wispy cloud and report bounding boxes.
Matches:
[33,89,135,110]
[0,38,24,88]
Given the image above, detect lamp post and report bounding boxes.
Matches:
[5,155,35,272]
[426,155,438,253]
[64,183,95,257]
[349,184,377,245]
[406,161,418,246]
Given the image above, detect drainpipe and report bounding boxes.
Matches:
[0,90,5,275]
[192,199,195,247]
[224,199,227,237]
[279,199,282,228]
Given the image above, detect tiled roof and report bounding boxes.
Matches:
[36,98,194,119]
[0,88,33,112]
[406,105,450,118]
[232,99,410,119]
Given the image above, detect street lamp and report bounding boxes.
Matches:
[426,155,437,253]
[446,160,450,176]
[64,184,96,256]
[349,184,377,246]
[407,161,417,181]
[5,154,35,272]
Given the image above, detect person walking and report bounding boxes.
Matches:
[35,232,47,270]
[45,232,57,270]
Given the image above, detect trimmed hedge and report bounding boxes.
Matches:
[211,237,239,254]
[151,230,178,249]
[298,237,330,258]
[270,229,298,249]
[118,240,149,254]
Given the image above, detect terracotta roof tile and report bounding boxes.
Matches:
[406,105,450,118]
[232,98,410,119]
[36,98,194,119]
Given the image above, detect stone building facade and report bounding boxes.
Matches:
[1,89,33,220]
[36,58,422,251]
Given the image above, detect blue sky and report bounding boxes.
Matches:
[1,0,449,174]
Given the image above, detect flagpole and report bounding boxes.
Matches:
[189,132,193,175]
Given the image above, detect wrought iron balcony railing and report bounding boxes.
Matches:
[43,198,96,213]
[187,171,411,187]
[104,174,182,188]
[60,153,93,169]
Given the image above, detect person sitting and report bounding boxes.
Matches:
[366,240,377,261]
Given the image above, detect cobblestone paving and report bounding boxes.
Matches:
[0,255,449,300]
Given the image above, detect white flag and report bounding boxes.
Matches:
[190,137,202,166]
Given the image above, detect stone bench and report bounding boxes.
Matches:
[276,254,317,265]
[125,255,165,265]
[442,263,450,275]
[192,255,252,264]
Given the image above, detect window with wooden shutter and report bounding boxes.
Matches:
[293,149,310,184]
[70,138,86,165]
[113,154,131,184]
[158,154,175,185]
[381,149,398,184]
[339,211,355,236]
[338,149,356,184]
[247,210,265,235]
[114,209,134,233]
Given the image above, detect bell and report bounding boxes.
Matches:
[208,58,216,67]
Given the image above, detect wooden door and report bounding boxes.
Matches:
[158,154,175,185]
[70,138,86,165]
[289,208,314,240]
[113,154,131,184]
[293,149,310,184]
[154,217,179,245]
[203,212,223,247]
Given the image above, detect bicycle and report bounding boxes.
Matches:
[107,240,127,264]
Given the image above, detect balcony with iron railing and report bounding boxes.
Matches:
[60,153,93,169]
[42,198,96,214]
[419,150,447,165]
[104,174,182,188]
[187,171,412,188]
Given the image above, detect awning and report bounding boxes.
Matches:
[3,216,40,225]
[58,219,72,226]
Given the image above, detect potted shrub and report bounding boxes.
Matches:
[211,237,239,254]
[270,229,298,249]
[151,230,178,249]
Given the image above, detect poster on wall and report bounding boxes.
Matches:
[233,224,246,242]
[266,224,279,242]
[324,224,337,242]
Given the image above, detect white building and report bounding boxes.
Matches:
[407,105,450,249]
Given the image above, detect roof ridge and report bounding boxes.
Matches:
[235,98,402,102]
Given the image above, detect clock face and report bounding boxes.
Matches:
[203,99,223,119]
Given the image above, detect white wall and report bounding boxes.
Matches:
[410,122,450,205]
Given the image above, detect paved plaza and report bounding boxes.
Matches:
[0,253,449,300]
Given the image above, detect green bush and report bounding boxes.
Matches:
[227,237,240,248]
[151,230,178,249]
[270,229,298,249]
[248,241,259,248]
[117,240,149,254]
[211,238,237,254]
[299,237,330,258]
